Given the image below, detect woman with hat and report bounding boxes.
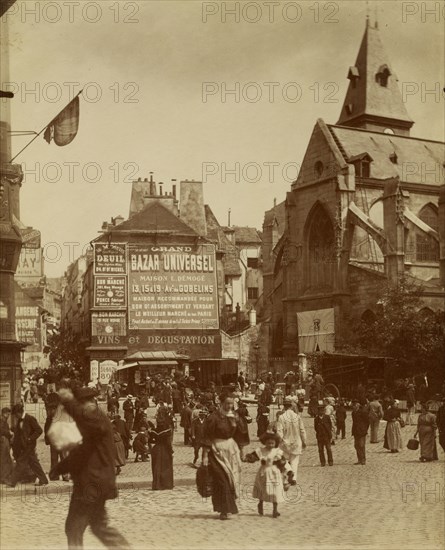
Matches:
[414,402,438,462]
[245,431,291,518]
[383,400,404,453]
[201,393,243,520]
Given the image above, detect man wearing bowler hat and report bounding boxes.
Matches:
[314,403,333,467]
[51,386,130,549]
[8,403,49,487]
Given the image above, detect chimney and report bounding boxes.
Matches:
[179,180,207,236]
[149,172,156,196]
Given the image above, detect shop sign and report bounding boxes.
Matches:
[94,243,127,274]
[94,276,127,307]
[128,243,219,330]
[92,311,126,339]
[90,360,99,381]
[99,360,117,384]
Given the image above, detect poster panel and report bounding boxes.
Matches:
[128,244,219,330]
[94,243,127,274]
[92,311,126,337]
[94,276,127,307]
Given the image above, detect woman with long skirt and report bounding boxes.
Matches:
[383,400,403,453]
[150,421,174,490]
[202,393,243,520]
[415,403,438,462]
[113,423,126,475]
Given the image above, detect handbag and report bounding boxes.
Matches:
[196,464,213,498]
[399,418,405,428]
[245,415,252,424]
[407,438,419,450]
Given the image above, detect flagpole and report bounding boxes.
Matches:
[9,89,83,163]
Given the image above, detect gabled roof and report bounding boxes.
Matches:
[329,125,444,186]
[224,226,262,244]
[205,205,242,276]
[263,200,286,240]
[337,23,413,129]
[104,201,199,236]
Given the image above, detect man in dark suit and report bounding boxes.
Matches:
[191,408,208,465]
[8,403,49,486]
[351,399,370,465]
[0,407,14,484]
[180,401,193,445]
[123,395,135,433]
[52,386,130,550]
[314,404,333,466]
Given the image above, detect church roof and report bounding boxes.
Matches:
[337,22,413,129]
[329,125,444,186]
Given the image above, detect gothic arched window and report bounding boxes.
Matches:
[416,204,439,262]
[306,204,336,291]
[418,203,438,232]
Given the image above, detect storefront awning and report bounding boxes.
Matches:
[116,360,178,371]
[116,362,138,371]
[86,346,128,352]
[124,351,189,361]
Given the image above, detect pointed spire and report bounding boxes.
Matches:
[337,21,414,136]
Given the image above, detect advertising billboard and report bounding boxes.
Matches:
[128,244,219,330]
[94,276,127,308]
[92,311,127,338]
[16,228,43,281]
[94,243,127,274]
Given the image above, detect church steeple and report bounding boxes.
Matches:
[337,20,414,136]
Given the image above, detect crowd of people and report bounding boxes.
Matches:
[1,367,444,548]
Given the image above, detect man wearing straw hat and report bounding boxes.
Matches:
[276,396,307,481]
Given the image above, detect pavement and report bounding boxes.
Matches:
[1,401,444,550]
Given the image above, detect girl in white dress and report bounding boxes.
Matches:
[245,431,294,518]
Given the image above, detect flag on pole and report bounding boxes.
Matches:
[44,94,80,146]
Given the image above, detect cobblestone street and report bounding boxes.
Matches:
[1,404,444,550]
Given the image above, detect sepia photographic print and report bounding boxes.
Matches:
[0,1,444,549]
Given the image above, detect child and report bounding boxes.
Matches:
[190,407,208,466]
[245,431,295,518]
[335,399,347,439]
[133,426,150,462]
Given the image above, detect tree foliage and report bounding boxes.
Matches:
[47,330,87,379]
[340,279,444,378]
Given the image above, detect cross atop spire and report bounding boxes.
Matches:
[336,21,414,136]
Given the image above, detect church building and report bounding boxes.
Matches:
[262,20,444,371]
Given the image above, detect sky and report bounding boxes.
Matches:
[4,0,444,277]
